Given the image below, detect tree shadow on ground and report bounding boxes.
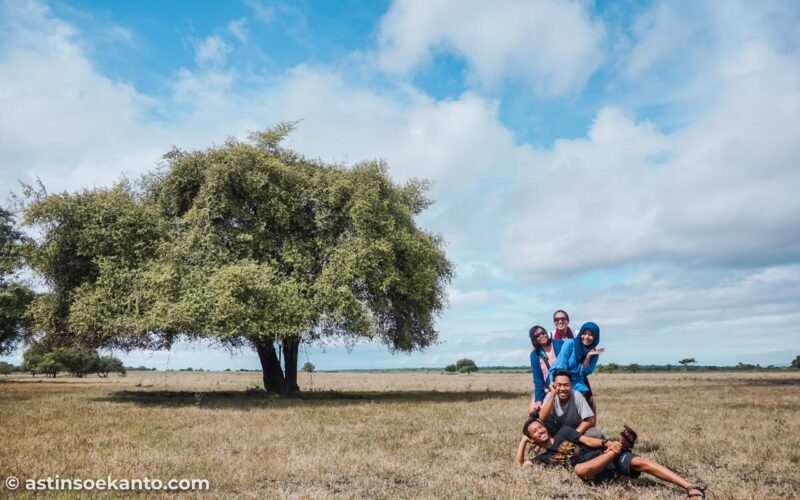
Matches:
[749,377,800,386]
[95,388,522,409]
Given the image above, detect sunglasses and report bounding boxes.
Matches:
[533,331,548,337]
[553,317,568,323]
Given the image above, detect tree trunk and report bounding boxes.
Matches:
[253,337,301,395]
[282,337,300,394]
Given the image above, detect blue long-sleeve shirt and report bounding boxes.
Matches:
[530,340,563,402]
[548,339,598,393]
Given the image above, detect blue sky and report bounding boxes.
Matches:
[2,0,800,370]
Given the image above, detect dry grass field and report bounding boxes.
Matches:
[1,370,799,499]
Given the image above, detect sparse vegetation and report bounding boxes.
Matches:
[0,370,798,498]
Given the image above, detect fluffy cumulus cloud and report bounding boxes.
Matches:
[377,0,605,96]
[0,0,166,192]
[505,4,800,278]
[1,0,799,368]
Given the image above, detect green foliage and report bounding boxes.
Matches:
[22,341,46,376]
[444,364,457,373]
[792,356,800,369]
[604,362,620,373]
[0,361,14,375]
[21,343,124,378]
[455,358,478,373]
[20,181,164,347]
[48,347,97,377]
[93,356,126,377]
[679,358,697,367]
[626,363,641,373]
[20,126,453,393]
[35,353,64,378]
[301,362,315,373]
[0,207,35,355]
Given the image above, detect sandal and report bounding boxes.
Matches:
[685,485,706,498]
[620,424,638,449]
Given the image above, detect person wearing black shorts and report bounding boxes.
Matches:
[515,417,706,498]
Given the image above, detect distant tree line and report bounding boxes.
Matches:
[594,362,794,373]
[19,343,125,378]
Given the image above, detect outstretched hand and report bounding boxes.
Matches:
[588,347,605,357]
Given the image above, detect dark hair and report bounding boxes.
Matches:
[553,309,569,321]
[552,369,571,382]
[528,325,549,347]
[522,414,542,439]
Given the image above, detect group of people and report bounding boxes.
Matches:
[515,310,706,499]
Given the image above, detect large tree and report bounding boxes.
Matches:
[22,127,453,394]
[0,207,35,355]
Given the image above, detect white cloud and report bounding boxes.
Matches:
[625,2,702,77]
[227,18,248,43]
[0,0,166,193]
[243,0,276,23]
[447,287,490,306]
[2,0,800,369]
[194,35,231,65]
[504,36,800,277]
[377,0,605,96]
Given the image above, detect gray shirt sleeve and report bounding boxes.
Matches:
[572,390,594,420]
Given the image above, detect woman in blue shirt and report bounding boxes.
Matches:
[549,321,603,412]
[528,325,563,415]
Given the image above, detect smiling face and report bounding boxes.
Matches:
[533,328,549,346]
[580,329,594,346]
[553,312,569,333]
[526,420,550,445]
[553,374,572,402]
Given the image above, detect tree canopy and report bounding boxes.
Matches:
[21,126,453,394]
[455,358,478,373]
[0,207,35,355]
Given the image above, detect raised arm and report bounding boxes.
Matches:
[580,348,603,375]
[539,384,557,422]
[515,436,533,465]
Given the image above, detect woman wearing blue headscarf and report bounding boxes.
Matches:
[548,321,604,411]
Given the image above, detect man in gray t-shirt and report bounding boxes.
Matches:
[540,370,597,436]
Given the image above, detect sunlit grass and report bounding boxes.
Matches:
[1,370,798,498]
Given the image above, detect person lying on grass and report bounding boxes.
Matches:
[537,370,600,438]
[514,417,706,499]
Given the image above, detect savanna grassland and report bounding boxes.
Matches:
[1,370,799,499]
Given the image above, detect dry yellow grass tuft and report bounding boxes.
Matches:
[1,370,799,498]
